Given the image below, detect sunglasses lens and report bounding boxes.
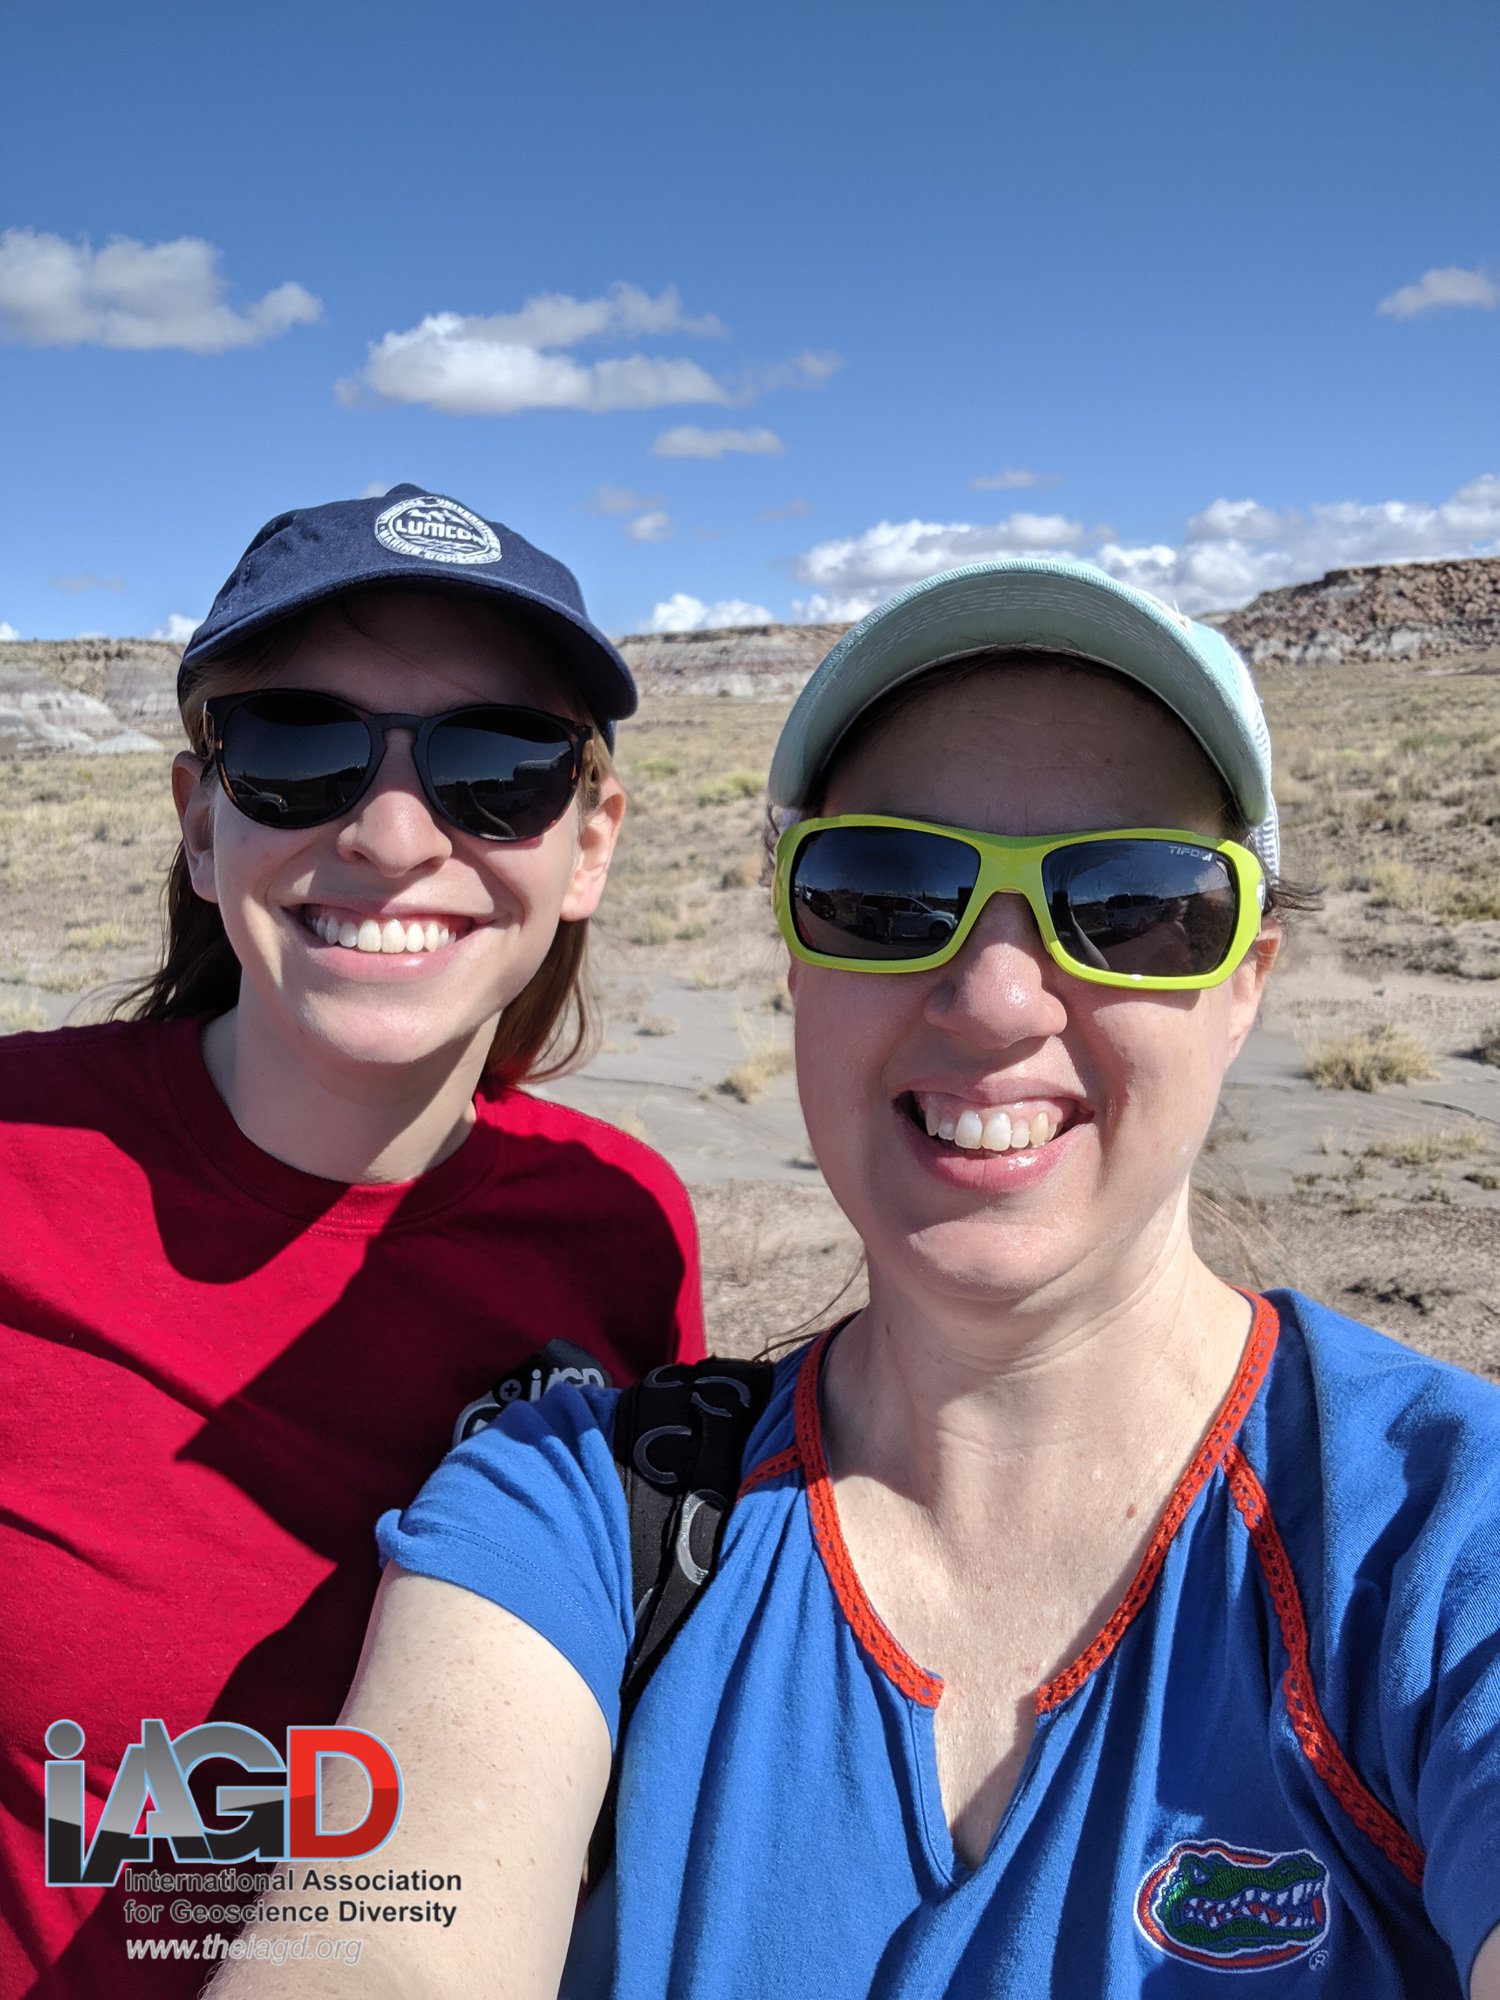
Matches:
[424,711,580,841]
[1043,838,1239,979]
[789,826,979,959]
[218,693,372,828]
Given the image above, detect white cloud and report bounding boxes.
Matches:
[761,498,810,521]
[152,613,201,644]
[589,484,662,515]
[0,229,322,352]
[1095,475,1500,610]
[626,511,673,543]
[51,572,123,593]
[785,475,1500,621]
[338,282,737,416]
[756,349,842,390]
[791,512,1086,620]
[644,593,775,633]
[970,468,1061,491]
[652,424,786,458]
[1378,265,1498,318]
[341,326,730,415]
[338,283,841,418]
[457,283,725,348]
[0,621,19,641]
[358,481,392,499]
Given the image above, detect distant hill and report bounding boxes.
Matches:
[4,557,1498,753]
[618,555,1500,687]
[1215,555,1500,668]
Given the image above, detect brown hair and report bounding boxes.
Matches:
[115,605,615,1090]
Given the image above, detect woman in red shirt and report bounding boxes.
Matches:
[0,486,703,1997]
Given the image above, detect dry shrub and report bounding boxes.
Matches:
[0,995,49,1033]
[1477,1020,1500,1068]
[697,772,764,807]
[1304,1024,1438,1091]
[1359,1126,1490,1169]
[1438,881,1500,922]
[1368,860,1425,912]
[717,1011,794,1103]
[631,911,678,947]
[719,854,762,890]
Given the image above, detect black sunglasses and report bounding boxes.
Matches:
[203,691,592,843]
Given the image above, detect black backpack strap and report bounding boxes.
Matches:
[450,1338,614,1448]
[586,1358,774,1887]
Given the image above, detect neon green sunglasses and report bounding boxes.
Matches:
[774,815,1267,991]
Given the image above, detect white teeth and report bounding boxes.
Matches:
[954,1109,984,1150]
[918,1095,1065,1153]
[309,909,461,955]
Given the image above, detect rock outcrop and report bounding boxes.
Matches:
[1215,557,1500,668]
[617,623,849,700]
[0,639,183,753]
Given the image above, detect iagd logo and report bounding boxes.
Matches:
[44,1719,402,1887]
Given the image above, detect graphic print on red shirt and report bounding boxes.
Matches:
[0,1018,703,1998]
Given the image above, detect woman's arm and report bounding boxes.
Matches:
[1472,1928,1500,1999]
[205,1564,611,1998]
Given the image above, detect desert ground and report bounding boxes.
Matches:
[0,647,1497,1374]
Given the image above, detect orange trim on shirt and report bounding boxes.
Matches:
[737,1446,801,1498]
[1223,1443,1426,1887]
[1035,1292,1281,1714]
[795,1330,945,1709]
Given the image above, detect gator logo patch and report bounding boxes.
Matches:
[1136,1841,1330,1971]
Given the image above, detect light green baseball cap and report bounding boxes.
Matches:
[768,556,1280,876]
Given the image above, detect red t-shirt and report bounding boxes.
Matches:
[0,1018,704,1998]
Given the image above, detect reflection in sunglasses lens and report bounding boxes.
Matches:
[425,715,578,841]
[218,695,580,840]
[222,694,371,827]
[791,827,979,959]
[1043,840,1237,978]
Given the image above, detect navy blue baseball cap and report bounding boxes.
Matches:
[178,484,637,728]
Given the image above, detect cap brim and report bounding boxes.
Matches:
[179,567,637,725]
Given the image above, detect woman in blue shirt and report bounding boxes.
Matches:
[213,558,1500,1998]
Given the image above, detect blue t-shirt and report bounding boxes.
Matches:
[378,1291,1500,1996]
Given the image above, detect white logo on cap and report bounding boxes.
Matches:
[374,495,502,567]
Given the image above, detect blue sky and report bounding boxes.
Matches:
[2,0,1497,643]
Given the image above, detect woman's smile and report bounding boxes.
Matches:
[890,1087,1090,1190]
[790,655,1268,1308]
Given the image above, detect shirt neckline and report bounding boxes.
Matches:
[793,1291,1281,1713]
[151,1015,505,1231]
